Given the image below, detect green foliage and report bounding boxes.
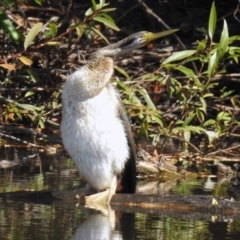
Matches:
[0,0,121,131]
[116,2,240,153]
[158,2,238,151]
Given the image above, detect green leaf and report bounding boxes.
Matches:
[24,22,43,50]
[0,9,24,44]
[99,0,105,8]
[17,113,23,120]
[117,80,142,107]
[221,89,234,98]
[196,109,205,122]
[228,46,240,52]
[24,91,35,98]
[98,12,115,23]
[217,19,229,61]
[142,119,149,137]
[174,65,196,77]
[39,118,45,128]
[34,0,42,6]
[25,69,40,83]
[183,130,191,143]
[151,114,163,127]
[203,93,214,98]
[101,8,116,13]
[208,19,229,78]
[176,125,205,134]
[91,0,97,11]
[130,94,142,106]
[196,39,207,52]
[92,27,109,44]
[193,76,204,88]
[199,97,207,112]
[208,1,217,41]
[229,35,240,44]
[115,66,131,80]
[175,120,184,125]
[228,46,240,62]
[208,51,218,78]
[216,111,231,121]
[183,111,195,127]
[85,3,109,16]
[116,80,132,95]
[49,23,57,37]
[20,104,41,112]
[93,16,120,31]
[75,25,84,39]
[203,119,216,127]
[163,50,196,64]
[137,88,156,110]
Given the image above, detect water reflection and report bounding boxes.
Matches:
[72,208,120,240]
[72,206,137,240]
[1,199,240,240]
[1,146,240,239]
[0,146,80,192]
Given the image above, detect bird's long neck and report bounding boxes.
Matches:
[63,56,115,102]
[86,56,114,89]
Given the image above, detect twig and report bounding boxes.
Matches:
[136,0,198,73]
[19,6,64,15]
[0,87,59,92]
[206,144,240,157]
[215,104,240,114]
[136,0,185,50]
[203,156,240,162]
[116,3,140,23]
[234,2,240,23]
[170,135,200,153]
[0,132,40,148]
[176,73,240,83]
[0,125,62,144]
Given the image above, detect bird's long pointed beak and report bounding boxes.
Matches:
[144,29,179,42]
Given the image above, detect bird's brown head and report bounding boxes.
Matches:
[89,29,179,59]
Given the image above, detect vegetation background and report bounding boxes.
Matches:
[1,0,240,158]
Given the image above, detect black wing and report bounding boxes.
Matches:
[117,104,136,194]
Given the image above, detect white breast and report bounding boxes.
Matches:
[61,83,129,191]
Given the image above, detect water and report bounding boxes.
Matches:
[1,201,240,240]
[0,146,240,240]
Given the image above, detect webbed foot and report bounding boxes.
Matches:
[85,176,117,205]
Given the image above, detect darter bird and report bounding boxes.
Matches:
[61,30,177,205]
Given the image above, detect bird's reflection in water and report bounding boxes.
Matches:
[72,206,135,240]
[72,206,118,240]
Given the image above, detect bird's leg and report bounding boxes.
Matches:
[84,176,117,205]
[107,175,117,203]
